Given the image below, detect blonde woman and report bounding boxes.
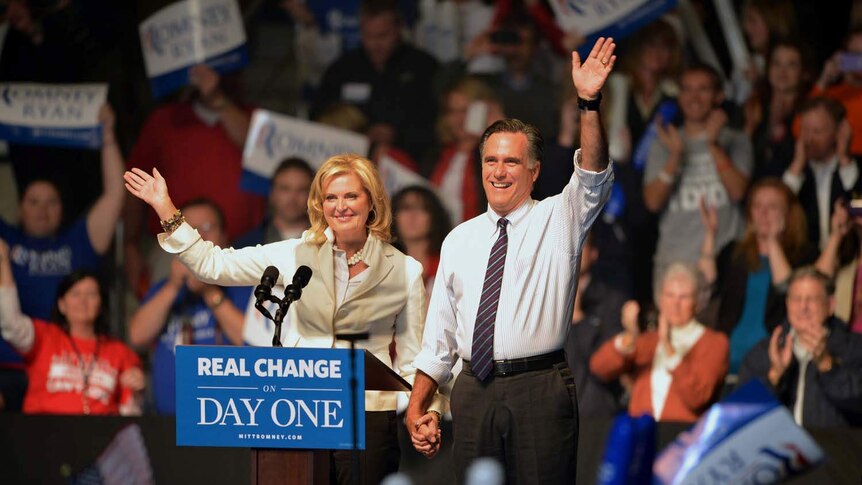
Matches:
[124,154,444,485]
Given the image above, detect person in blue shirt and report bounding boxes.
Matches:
[0,105,124,412]
[127,199,249,414]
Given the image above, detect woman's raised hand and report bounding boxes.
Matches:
[124,167,178,221]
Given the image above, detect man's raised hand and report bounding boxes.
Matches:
[571,37,616,100]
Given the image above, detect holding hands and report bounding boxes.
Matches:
[409,412,442,459]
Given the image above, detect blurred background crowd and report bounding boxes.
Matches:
[0,0,860,436]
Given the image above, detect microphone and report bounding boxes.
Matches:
[254,266,279,306]
[285,265,312,301]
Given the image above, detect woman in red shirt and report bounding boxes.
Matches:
[0,239,143,415]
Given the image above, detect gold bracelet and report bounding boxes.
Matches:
[160,210,185,233]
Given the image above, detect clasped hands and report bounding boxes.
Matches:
[406,411,441,458]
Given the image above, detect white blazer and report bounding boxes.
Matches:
[160,223,445,412]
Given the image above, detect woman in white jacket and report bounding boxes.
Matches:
[125,153,445,484]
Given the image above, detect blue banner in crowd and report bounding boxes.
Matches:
[653,380,823,484]
[0,83,108,149]
[176,345,365,450]
[139,0,248,99]
[549,0,677,59]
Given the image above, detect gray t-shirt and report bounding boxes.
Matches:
[645,127,752,281]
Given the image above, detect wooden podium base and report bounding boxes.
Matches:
[251,449,330,485]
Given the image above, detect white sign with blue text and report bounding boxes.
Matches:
[241,109,370,195]
[139,0,248,99]
[550,0,676,58]
[0,83,108,149]
[176,346,365,449]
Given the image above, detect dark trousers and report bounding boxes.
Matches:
[331,410,400,485]
[451,360,579,485]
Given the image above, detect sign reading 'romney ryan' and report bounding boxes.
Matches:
[0,83,108,149]
[176,346,365,449]
[240,109,370,195]
[139,0,248,98]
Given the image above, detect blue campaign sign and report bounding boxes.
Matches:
[176,345,365,449]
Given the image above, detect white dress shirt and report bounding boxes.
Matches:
[413,150,614,385]
[783,156,859,248]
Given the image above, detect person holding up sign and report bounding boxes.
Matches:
[0,105,124,412]
[124,154,445,485]
[124,64,266,297]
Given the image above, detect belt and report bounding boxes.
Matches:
[465,350,566,377]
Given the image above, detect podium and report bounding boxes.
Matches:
[251,351,411,485]
[173,346,410,485]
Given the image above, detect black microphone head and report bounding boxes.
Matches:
[293,265,312,288]
[261,266,279,286]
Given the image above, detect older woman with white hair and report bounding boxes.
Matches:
[590,262,729,423]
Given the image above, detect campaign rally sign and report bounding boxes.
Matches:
[240,109,370,195]
[176,345,365,449]
[0,83,108,149]
[550,0,676,58]
[653,380,823,484]
[140,0,248,99]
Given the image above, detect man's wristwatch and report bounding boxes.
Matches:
[578,93,602,111]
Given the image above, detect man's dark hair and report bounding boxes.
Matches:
[787,266,835,297]
[359,0,401,19]
[798,96,846,125]
[680,62,724,92]
[181,197,227,232]
[273,157,315,182]
[478,119,544,166]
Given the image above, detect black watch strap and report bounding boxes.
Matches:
[578,93,602,111]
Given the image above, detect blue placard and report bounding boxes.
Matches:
[176,345,365,449]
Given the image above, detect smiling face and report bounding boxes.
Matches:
[786,276,832,332]
[58,277,102,328]
[658,274,698,327]
[750,186,788,239]
[481,132,540,216]
[678,70,723,124]
[322,172,372,241]
[19,181,63,238]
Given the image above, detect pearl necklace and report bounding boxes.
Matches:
[347,248,364,266]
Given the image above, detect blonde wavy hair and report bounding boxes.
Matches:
[306,154,392,245]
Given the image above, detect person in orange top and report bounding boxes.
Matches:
[590,262,729,423]
[798,28,862,157]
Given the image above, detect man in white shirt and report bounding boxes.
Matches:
[783,97,859,249]
[405,37,617,483]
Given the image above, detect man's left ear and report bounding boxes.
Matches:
[531,161,541,182]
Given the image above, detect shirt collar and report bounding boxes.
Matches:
[484,198,534,233]
[809,155,839,177]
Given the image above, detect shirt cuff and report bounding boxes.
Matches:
[573,148,614,187]
[412,350,452,387]
[427,392,449,415]
[839,161,859,189]
[782,170,804,193]
[157,222,201,254]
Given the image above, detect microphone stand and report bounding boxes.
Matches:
[336,332,369,485]
[255,285,303,348]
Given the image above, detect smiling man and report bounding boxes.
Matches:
[406,38,617,483]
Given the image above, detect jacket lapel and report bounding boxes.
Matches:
[342,236,394,307]
[317,239,336,304]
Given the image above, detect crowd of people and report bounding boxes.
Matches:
[1,0,862,482]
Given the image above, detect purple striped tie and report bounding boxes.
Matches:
[471,218,509,381]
